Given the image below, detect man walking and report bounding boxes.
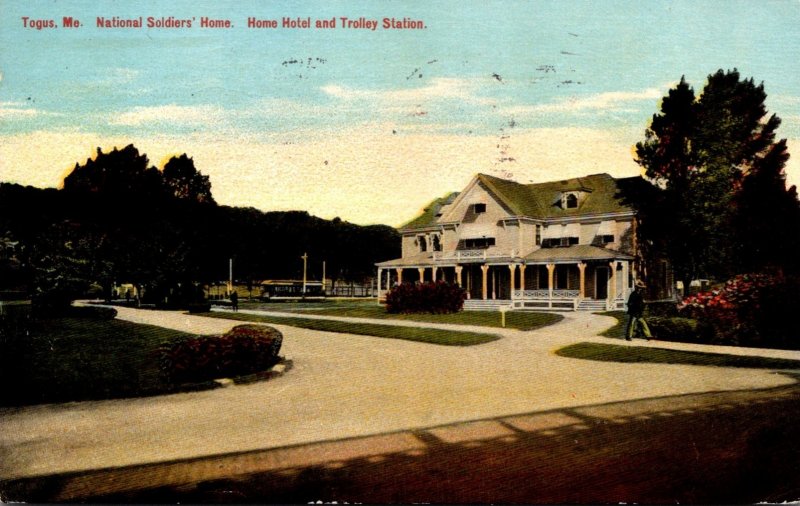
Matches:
[626,281,652,341]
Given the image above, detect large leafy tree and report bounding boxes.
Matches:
[62,144,163,198]
[635,69,799,288]
[162,154,215,204]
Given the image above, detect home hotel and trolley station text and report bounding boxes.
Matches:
[21,16,426,30]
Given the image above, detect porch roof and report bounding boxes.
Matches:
[376,252,435,268]
[524,245,634,263]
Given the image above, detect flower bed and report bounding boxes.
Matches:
[160,324,283,384]
[678,273,799,348]
[385,281,466,314]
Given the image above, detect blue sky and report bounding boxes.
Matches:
[2,0,799,225]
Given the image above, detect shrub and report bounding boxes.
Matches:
[645,301,680,318]
[678,273,800,349]
[68,305,118,320]
[385,281,466,314]
[187,302,211,313]
[647,316,699,343]
[160,324,283,384]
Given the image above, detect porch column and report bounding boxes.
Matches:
[621,260,630,302]
[481,264,489,300]
[418,267,425,283]
[578,262,586,298]
[609,261,618,301]
[385,270,391,291]
[455,265,463,287]
[432,266,439,282]
[519,264,526,295]
[546,263,555,301]
[396,268,403,285]
[377,268,383,300]
[509,264,517,299]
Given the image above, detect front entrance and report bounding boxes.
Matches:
[595,266,608,299]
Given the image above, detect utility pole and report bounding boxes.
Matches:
[301,252,308,298]
[228,258,233,295]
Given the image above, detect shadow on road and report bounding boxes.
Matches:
[4,374,800,504]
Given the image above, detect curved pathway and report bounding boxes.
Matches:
[1,306,798,482]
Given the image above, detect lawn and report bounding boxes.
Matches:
[597,311,627,339]
[199,311,501,346]
[239,300,564,331]
[0,316,202,407]
[555,342,800,369]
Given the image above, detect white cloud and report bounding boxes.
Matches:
[0,103,60,120]
[500,88,665,116]
[321,77,495,105]
[109,104,228,126]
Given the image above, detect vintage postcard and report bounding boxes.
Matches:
[2,0,800,503]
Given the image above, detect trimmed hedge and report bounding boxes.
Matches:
[160,324,283,384]
[647,316,700,343]
[68,306,118,320]
[187,302,212,314]
[385,281,466,314]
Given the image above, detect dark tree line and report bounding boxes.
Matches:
[0,145,399,308]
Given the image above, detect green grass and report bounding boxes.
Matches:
[200,311,501,346]
[0,317,202,406]
[240,300,564,331]
[555,342,800,369]
[598,310,627,338]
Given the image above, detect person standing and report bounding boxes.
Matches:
[625,281,652,341]
[230,290,239,312]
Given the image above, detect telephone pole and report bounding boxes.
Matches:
[301,252,308,298]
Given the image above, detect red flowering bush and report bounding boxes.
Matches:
[160,324,283,384]
[386,281,466,314]
[678,273,792,347]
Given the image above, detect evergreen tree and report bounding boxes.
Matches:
[635,69,799,286]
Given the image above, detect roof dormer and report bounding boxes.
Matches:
[558,190,587,210]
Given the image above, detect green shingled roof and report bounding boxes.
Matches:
[401,191,460,229]
[402,173,645,230]
[479,172,639,218]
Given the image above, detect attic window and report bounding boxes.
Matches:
[565,193,578,209]
[473,203,486,214]
[601,234,614,244]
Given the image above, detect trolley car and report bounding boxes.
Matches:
[260,280,326,301]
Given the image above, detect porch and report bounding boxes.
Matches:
[375,248,634,312]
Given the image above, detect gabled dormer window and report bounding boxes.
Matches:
[473,203,486,214]
[565,193,578,209]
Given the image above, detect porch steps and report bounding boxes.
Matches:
[463,299,513,311]
[577,299,609,312]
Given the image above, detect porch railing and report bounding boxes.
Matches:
[513,289,580,299]
[433,249,516,262]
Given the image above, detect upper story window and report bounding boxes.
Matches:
[432,234,442,252]
[417,235,427,252]
[535,224,542,246]
[473,203,487,214]
[464,237,495,249]
[601,234,614,244]
[542,236,579,248]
